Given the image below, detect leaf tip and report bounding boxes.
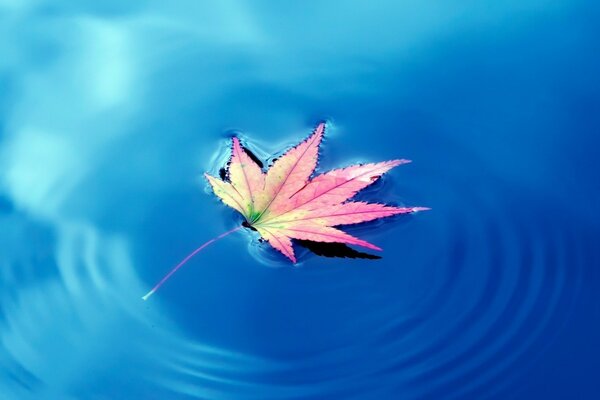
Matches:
[203,172,216,183]
[312,121,326,139]
[411,207,431,212]
[360,240,383,251]
[231,136,242,149]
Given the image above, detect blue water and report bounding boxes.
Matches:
[1,1,599,399]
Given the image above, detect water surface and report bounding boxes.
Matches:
[1,1,599,399]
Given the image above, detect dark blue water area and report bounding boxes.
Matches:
[1,1,599,399]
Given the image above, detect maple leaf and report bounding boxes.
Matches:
[205,122,428,262]
[143,122,427,300]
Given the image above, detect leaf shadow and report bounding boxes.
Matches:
[296,240,381,260]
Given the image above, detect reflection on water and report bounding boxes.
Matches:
[1,1,599,399]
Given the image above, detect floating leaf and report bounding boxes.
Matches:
[143,122,428,299]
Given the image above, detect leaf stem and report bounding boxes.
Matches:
[142,226,242,300]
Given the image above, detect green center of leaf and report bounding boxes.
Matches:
[248,209,262,224]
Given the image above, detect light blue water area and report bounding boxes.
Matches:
[1,1,599,399]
